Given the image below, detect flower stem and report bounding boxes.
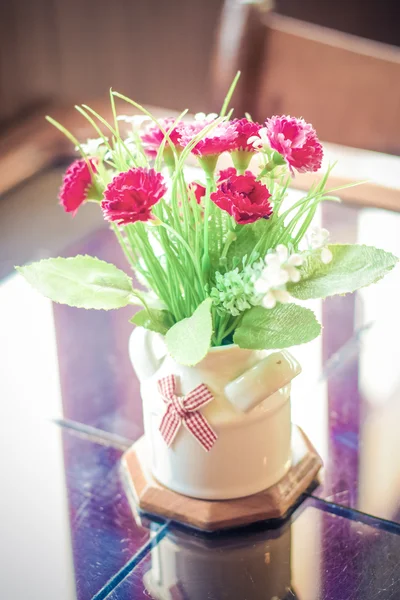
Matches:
[220,230,237,262]
[257,161,277,179]
[215,314,242,346]
[202,174,214,278]
[156,220,205,295]
[112,224,137,270]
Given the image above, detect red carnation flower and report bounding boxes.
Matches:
[218,167,237,183]
[141,118,183,158]
[177,121,237,157]
[187,169,251,205]
[102,167,167,225]
[188,181,206,204]
[188,169,255,204]
[59,158,97,215]
[264,116,323,173]
[231,118,262,152]
[217,167,253,183]
[211,172,272,225]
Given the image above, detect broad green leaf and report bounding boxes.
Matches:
[233,304,321,350]
[17,255,133,310]
[165,298,213,366]
[289,244,398,300]
[130,308,174,335]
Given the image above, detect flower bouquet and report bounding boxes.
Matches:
[19,77,397,502]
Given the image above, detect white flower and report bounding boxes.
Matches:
[306,226,333,264]
[117,115,150,128]
[247,127,269,151]
[265,245,304,283]
[262,289,291,309]
[254,244,304,309]
[255,265,288,291]
[123,137,138,151]
[307,225,330,249]
[76,137,107,155]
[321,247,333,264]
[194,112,218,122]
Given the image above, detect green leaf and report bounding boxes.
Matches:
[226,220,270,268]
[165,298,213,366]
[288,244,398,300]
[130,308,174,335]
[233,304,321,350]
[17,255,133,310]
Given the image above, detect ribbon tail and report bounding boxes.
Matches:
[184,412,217,452]
[158,374,176,401]
[159,408,181,447]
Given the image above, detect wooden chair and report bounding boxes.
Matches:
[211,0,400,209]
[212,1,400,153]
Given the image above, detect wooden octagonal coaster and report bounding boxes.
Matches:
[121,426,322,532]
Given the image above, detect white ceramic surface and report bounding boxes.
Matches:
[129,327,301,500]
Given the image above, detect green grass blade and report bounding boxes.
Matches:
[220,71,241,117]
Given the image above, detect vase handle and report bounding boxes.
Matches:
[224,350,301,413]
[129,326,166,382]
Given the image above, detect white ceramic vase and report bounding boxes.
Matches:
[129,327,301,500]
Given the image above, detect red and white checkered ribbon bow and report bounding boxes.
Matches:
[158,375,217,452]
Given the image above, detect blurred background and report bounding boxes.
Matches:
[1,0,400,140]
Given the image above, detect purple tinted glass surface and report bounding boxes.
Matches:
[106,500,400,600]
[62,430,163,600]
[302,202,400,523]
[53,228,143,441]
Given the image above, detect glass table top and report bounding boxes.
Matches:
[1,168,400,599]
[107,498,400,600]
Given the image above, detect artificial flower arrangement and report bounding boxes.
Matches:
[18,79,397,368]
[17,77,400,512]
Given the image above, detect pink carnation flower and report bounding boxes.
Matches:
[141,118,183,158]
[262,116,323,173]
[177,121,238,157]
[231,118,262,152]
[211,172,272,225]
[59,158,97,215]
[102,167,167,225]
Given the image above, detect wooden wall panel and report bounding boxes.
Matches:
[276,0,400,47]
[0,0,224,129]
[0,0,60,127]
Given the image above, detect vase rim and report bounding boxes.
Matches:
[199,343,257,361]
[208,343,238,353]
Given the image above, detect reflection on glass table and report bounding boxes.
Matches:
[108,499,400,600]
